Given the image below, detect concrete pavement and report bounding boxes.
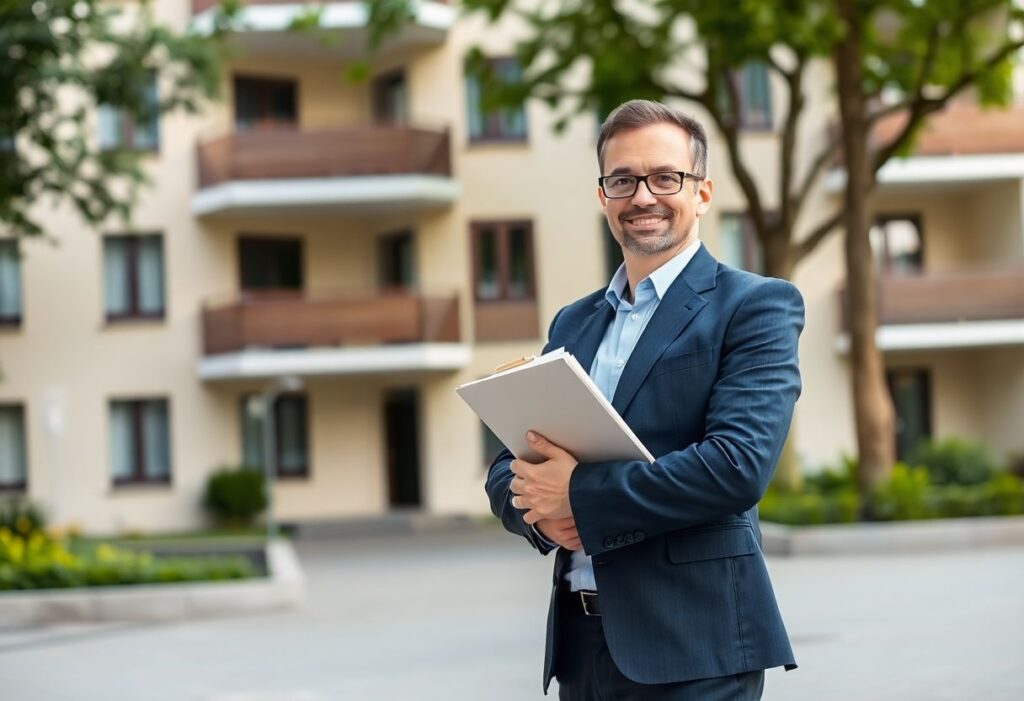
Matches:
[1,526,1022,700]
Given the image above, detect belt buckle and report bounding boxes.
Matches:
[579,590,600,617]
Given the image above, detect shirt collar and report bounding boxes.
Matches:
[605,237,703,307]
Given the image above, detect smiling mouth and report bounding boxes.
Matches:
[628,216,665,225]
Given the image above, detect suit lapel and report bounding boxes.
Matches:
[568,300,615,374]
[611,245,719,416]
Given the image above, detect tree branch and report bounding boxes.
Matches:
[778,56,806,231]
[872,37,1024,175]
[792,209,844,264]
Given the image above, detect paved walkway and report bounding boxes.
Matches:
[1,527,1022,700]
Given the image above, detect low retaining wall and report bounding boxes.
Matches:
[0,539,304,626]
[761,515,1024,556]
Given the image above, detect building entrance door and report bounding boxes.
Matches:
[384,388,421,508]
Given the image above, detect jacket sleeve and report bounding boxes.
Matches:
[568,278,805,556]
[482,308,566,556]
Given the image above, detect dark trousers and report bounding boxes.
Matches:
[554,588,765,701]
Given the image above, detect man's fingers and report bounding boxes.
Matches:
[508,476,526,495]
[525,431,571,461]
[523,509,542,525]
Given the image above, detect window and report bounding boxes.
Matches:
[466,57,528,142]
[481,421,504,469]
[0,240,22,325]
[886,369,932,462]
[718,213,764,274]
[378,231,415,290]
[240,394,309,478]
[98,72,160,151]
[372,70,408,125]
[871,215,923,273]
[238,236,303,292]
[0,405,28,492]
[110,399,171,485]
[234,75,298,131]
[471,221,536,302]
[103,234,165,320]
[601,219,625,281]
[719,62,773,131]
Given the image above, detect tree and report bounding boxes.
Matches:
[0,0,232,242]
[831,0,1022,494]
[370,0,1022,497]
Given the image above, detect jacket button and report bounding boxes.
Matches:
[634,530,646,542]
[622,533,634,545]
[603,537,615,549]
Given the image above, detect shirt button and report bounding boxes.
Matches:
[616,359,625,368]
[630,313,640,322]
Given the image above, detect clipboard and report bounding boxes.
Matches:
[455,348,654,464]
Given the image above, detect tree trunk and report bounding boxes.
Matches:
[834,0,895,498]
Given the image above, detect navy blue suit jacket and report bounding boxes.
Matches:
[485,245,803,690]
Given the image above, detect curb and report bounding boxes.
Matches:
[760,515,1024,556]
[0,539,305,625]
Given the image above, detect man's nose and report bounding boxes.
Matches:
[630,179,658,206]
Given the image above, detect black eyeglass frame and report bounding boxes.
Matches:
[597,170,705,199]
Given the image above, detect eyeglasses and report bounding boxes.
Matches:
[598,171,704,199]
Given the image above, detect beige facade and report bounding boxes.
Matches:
[1,2,1023,534]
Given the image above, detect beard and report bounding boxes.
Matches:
[614,206,691,255]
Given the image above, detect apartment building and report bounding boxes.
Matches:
[0,2,1022,533]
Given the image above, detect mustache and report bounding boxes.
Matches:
[619,207,673,221]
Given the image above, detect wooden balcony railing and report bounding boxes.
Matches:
[202,290,461,355]
[871,102,1024,157]
[196,126,452,189]
[839,268,1024,329]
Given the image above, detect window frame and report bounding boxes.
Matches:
[470,220,537,303]
[109,398,172,487]
[0,239,23,327]
[103,233,166,323]
[98,71,160,153]
[237,235,305,294]
[465,56,529,144]
[885,367,933,463]
[871,214,925,274]
[718,211,765,274]
[0,403,28,493]
[239,393,311,480]
[233,74,300,132]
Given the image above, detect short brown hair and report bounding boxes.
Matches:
[597,99,709,177]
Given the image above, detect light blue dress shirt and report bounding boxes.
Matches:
[564,237,703,591]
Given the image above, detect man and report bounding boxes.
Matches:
[484,99,803,700]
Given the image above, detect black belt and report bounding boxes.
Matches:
[561,585,601,616]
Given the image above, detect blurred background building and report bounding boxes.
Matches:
[0,0,1022,534]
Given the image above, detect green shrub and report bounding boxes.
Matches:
[0,527,255,591]
[870,463,931,521]
[0,498,47,538]
[981,473,1024,516]
[909,438,999,486]
[759,488,860,525]
[804,455,857,495]
[203,466,267,527]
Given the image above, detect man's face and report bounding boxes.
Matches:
[598,122,713,257]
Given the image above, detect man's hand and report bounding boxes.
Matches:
[535,518,582,551]
[509,431,579,525]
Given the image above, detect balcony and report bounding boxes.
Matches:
[837,268,1024,352]
[826,103,1024,191]
[192,126,458,218]
[198,290,469,380]
[190,1,454,59]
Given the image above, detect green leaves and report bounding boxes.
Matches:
[0,0,225,239]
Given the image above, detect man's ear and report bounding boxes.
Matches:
[695,178,713,217]
[597,186,607,211]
